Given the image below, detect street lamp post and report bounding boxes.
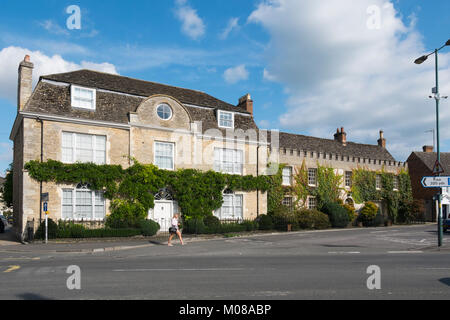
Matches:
[415,39,450,247]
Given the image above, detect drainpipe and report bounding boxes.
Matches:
[36,117,43,225]
[256,145,260,218]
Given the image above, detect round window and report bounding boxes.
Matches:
[157,104,172,120]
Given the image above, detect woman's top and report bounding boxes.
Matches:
[171,217,179,230]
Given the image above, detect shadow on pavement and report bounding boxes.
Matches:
[439,278,450,287]
[17,293,54,300]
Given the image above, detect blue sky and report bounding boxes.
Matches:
[0,0,449,175]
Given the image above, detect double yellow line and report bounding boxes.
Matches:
[3,265,21,273]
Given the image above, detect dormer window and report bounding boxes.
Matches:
[71,85,96,110]
[218,110,234,129]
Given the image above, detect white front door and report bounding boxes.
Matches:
[149,201,175,232]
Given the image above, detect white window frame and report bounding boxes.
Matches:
[393,176,399,191]
[62,132,107,165]
[156,103,173,121]
[61,187,105,221]
[308,196,317,210]
[376,175,382,190]
[215,193,244,220]
[282,196,294,212]
[71,85,96,110]
[218,110,235,129]
[154,141,175,171]
[345,171,353,188]
[214,148,244,175]
[308,168,318,187]
[282,166,293,186]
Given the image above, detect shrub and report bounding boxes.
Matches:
[240,220,258,232]
[343,204,357,222]
[203,215,221,228]
[183,218,206,234]
[106,199,147,229]
[256,214,273,230]
[296,209,331,230]
[359,201,379,225]
[218,223,246,233]
[35,218,59,239]
[321,202,350,228]
[271,206,298,231]
[398,200,425,224]
[137,219,160,236]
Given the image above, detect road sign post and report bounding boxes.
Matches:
[43,202,48,244]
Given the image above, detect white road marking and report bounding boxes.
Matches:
[387,251,423,254]
[328,251,360,254]
[112,268,248,272]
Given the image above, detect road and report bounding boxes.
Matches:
[0,224,449,300]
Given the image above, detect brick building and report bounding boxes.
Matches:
[407,146,450,222]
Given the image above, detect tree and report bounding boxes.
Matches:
[1,164,13,209]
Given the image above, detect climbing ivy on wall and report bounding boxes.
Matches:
[268,161,413,223]
[351,168,413,222]
[24,160,271,220]
[312,165,343,210]
[266,163,287,214]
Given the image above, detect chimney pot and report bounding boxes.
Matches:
[18,55,34,112]
[378,130,386,148]
[423,145,434,153]
[238,93,253,116]
[334,126,347,146]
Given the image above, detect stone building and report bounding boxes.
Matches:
[10,56,406,239]
[407,146,450,222]
[274,128,406,212]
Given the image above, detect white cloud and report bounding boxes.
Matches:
[0,46,118,103]
[223,65,249,84]
[248,0,450,160]
[263,68,278,82]
[39,20,69,36]
[220,18,240,40]
[174,0,205,40]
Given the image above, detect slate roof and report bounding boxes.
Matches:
[41,70,247,113]
[409,152,450,175]
[26,69,396,161]
[277,132,396,162]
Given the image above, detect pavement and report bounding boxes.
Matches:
[0,223,449,300]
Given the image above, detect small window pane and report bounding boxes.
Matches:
[219,111,233,128]
[157,104,172,120]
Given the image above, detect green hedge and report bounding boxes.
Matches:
[183,217,253,234]
[34,219,158,240]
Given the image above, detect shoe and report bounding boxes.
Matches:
[168,244,173,247]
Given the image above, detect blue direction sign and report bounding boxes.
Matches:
[43,202,48,212]
[421,176,450,188]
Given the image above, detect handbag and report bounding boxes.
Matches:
[169,227,177,233]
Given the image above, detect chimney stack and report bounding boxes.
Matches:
[238,94,253,116]
[378,130,386,148]
[334,127,347,146]
[18,55,34,111]
[423,145,434,153]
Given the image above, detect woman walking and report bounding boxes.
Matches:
[168,213,184,246]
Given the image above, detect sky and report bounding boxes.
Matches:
[0,0,449,176]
